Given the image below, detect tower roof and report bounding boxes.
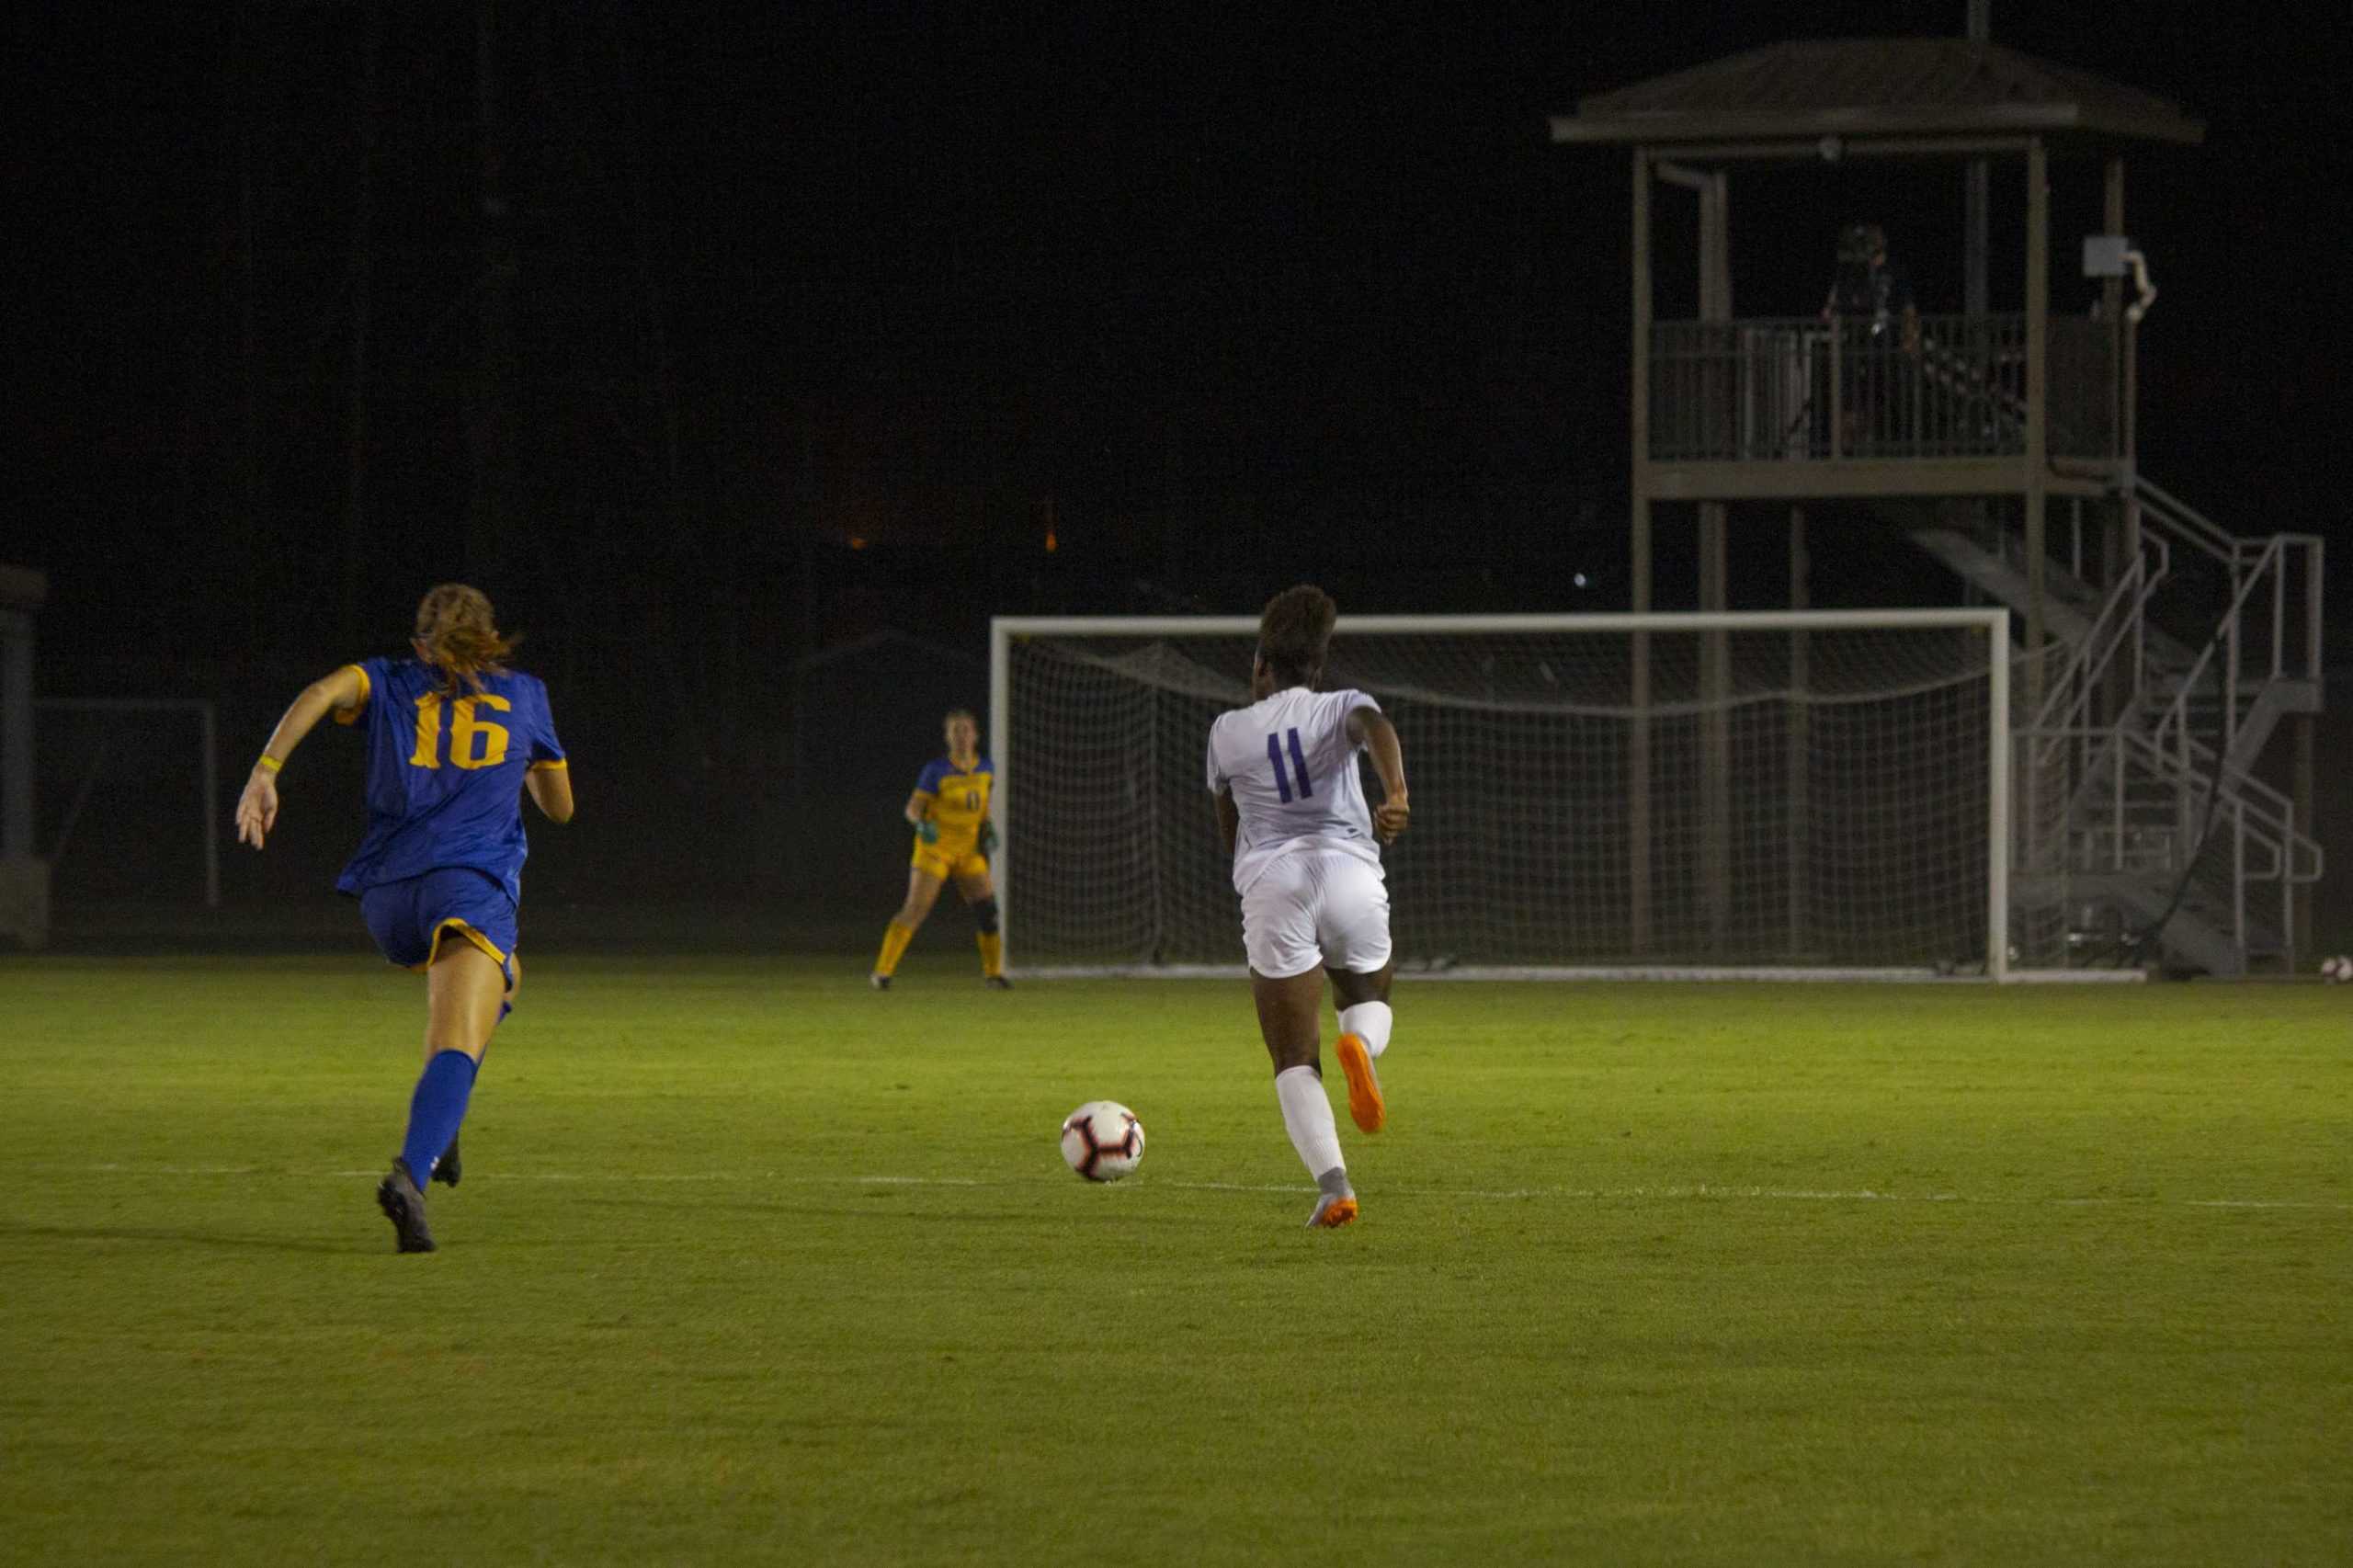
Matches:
[1552,38,2203,150]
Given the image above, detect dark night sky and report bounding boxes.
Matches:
[14,0,2353,679]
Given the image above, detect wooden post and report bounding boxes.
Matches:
[2109,154,2141,596]
[1965,0,1991,318]
[2023,139,2049,722]
[1787,506,1810,958]
[1699,500,1728,943]
[2017,138,2051,915]
[2118,157,2136,388]
[2292,713,2314,971]
[1630,149,1653,956]
[1699,169,1732,946]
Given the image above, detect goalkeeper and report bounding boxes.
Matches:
[870,709,1008,990]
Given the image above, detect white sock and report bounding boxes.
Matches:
[1338,1000,1394,1060]
[1274,1065,1345,1182]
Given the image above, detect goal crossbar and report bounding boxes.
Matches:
[990,609,2012,983]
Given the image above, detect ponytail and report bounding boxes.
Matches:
[412,583,518,694]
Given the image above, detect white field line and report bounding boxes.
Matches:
[20,1164,2352,1212]
[1009,965,2151,984]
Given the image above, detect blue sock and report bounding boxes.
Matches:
[399,1051,480,1183]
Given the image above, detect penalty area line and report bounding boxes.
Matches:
[20,1164,2351,1211]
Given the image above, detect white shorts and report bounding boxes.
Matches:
[1239,850,1392,980]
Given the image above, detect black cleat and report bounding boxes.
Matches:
[431,1134,461,1188]
[376,1159,437,1254]
[870,972,892,991]
[983,974,1012,990]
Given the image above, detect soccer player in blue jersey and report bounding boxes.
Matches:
[234,585,573,1253]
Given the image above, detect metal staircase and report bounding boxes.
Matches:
[1904,482,2325,974]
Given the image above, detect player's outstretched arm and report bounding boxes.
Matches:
[234,665,368,849]
[1347,707,1410,844]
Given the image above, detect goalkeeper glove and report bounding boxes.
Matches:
[915,818,939,845]
[978,819,998,855]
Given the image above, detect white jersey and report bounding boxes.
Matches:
[1206,686,1384,895]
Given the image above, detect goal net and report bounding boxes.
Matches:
[992,611,2010,979]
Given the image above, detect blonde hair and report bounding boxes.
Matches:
[412,584,517,694]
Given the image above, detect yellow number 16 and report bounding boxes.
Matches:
[409,692,513,770]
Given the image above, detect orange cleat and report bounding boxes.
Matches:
[1335,1033,1385,1133]
[1307,1194,1359,1229]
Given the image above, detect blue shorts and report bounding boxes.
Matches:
[359,868,518,994]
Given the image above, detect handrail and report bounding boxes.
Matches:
[2021,532,2165,877]
[2031,534,2167,733]
[2026,720,2319,872]
[2151,721,2305,840]
[2131,477,2239,570]
[2019,475,2326,970]
[2133,482,2326,680]
[2022,722,2322,884]
[2134,480,2325,562]
[2145,532,2292,765]
[2113,730,2319,881]
[1646,313,2108,462]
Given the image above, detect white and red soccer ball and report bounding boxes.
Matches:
[1060,1100,1144,1181]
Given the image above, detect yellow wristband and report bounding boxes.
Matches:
[256,755,283,774]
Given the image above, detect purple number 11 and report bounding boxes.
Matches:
[1267,728,1313,802]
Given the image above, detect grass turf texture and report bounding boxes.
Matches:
[2,958,2347,1566]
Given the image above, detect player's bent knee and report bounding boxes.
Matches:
[971,896,999,935]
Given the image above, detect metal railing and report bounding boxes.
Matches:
[2016,531,2166,876]
[2034,723,2319,959]
[2139,528,2325,772]
[2008,476,2324,971]
[1649,313,2116,463]
[2029,532,2166,737]
[2134,480,2325,698]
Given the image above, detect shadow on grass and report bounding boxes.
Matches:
[0,1221,359,1256]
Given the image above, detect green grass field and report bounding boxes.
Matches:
[2,956,2347,1565]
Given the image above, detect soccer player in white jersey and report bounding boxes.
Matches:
[1207,585,1411,1229]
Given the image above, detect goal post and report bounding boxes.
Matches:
[993,609,2012,982]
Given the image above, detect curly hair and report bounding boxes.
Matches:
[1256,583,1337,687]
[412,584,517,694]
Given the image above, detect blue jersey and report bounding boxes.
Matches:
[332,657,566,904]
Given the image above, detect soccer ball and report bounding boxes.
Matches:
[1060,1101,1144,1182]
[2322,955,2353,984]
